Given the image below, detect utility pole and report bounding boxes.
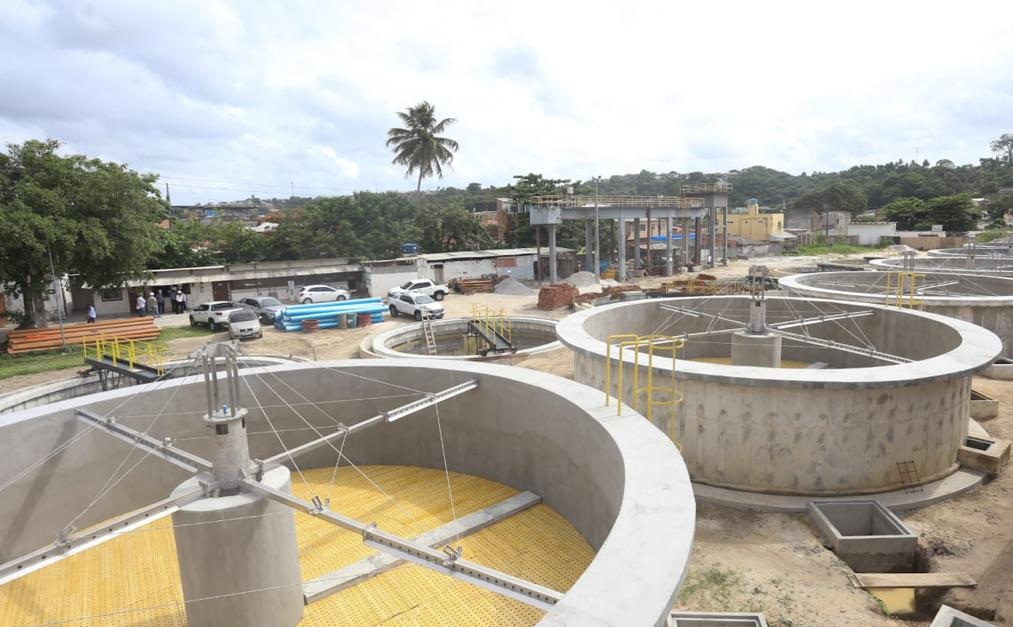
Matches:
[290,181,295,197]
[47,246,66,349]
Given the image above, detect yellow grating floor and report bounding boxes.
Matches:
[0,466,593,627]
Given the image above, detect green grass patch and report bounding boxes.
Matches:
[157,326,214,343]
[0,346,85,380]
[676,567,743,610]
[975,229,1012,243]
[792,242,885,255]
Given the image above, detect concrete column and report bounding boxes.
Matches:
[666,212,674,277]
[171,466,303,627]
[585,220,594,273]
[617,217,626,281]
[709,207,716,269]
[633,217,641,273]
[722,206,729,265]
[548,223,558,284]
[731,331,782,368]
[684,216,692,265]
[693,217,702,266]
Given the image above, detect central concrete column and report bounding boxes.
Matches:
[681,218,689,267]
[731,332,782,368]
[584,220,593,273]
[633,217,641,273]
[171,466,303,627]
[666,213,674,276]
[617,217,626,281]
[548,223,558,284]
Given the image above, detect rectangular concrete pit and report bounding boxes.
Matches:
[929,604,995,626]
[670,612,768,626]
[969,389,999,420]
[958,436,1011,475]
[807,500,917,572]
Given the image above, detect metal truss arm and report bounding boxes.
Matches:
[241,477,562,610]
[261,380,478,466]
[0,484,205,586]
[76,408,212,473]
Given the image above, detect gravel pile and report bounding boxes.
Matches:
[494,277,536,295]
[564,271,597,287]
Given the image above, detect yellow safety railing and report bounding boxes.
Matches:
[604,334,685,444]
[82,336,167,376]
[883,271,923,309]
[470,304,512,344]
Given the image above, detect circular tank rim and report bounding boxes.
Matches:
[365,316,562,360]
[555,295,1002,387]
[0,358,694,627]
[868,258,1013,275]
[779,270,1013,307]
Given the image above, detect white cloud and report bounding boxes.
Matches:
[1,0,1012,203]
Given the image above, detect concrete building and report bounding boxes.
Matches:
[846,221,897,246]
[718,198,790,243]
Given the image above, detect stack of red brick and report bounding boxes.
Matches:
[537,284,579,310]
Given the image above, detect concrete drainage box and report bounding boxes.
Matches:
[958,436,1011,476]
[807,500,917,572]
[670,612,768,627]
[969,389,1000,420]
[930,604,995,626]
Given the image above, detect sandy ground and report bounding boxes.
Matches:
[3,258,1010,625]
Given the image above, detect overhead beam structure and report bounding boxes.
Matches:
[262,379,478,466]
[76,408,213,473]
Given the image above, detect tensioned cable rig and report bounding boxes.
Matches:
[0,342,563,627]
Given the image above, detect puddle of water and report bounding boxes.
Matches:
[870,587,916,615]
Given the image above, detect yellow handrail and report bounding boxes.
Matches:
[604,334,685,446]
[884,271,923,309]
[82,335,167,376]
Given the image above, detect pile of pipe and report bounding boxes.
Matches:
[274,297,386,331]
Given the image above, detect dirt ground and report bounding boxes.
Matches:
[2,256,1009,625]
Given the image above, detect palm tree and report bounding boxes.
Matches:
[386,101,459,192]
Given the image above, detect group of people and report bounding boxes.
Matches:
[134,287,188,317]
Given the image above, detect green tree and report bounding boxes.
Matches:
[880,194,979,232]
[416,205,494,252]
[386,101,459,192]
[793,182,867,215]
[991,134,1013,165]
[0,139,164,327]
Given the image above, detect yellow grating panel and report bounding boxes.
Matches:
[0,466,593,627]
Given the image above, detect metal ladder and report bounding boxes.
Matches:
[421,312,438,355]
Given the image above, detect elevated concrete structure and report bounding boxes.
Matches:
[557,296,1002,496]
[0,360,695,626]
[780,271,1013,355]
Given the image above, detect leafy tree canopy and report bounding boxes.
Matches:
[0,139,164,327]
[879,193,980,232]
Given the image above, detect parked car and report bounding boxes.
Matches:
[189,301,245,331]
[239,296,286,323]
[227,308,263,340]
[388,293,445,321]
[297,284,350,304]
[387,278,449,301]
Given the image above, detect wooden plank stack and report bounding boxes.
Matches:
[5,317,160,354]
[454,278,495,294]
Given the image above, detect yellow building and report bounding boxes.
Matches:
[718,198,786,242]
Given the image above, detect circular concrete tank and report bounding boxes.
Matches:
[0,360,694,627]
[361,316,562,361]
[780,270,1013,355]
[929,244,1013,257]
[870,256,1013,276]
[556,296,1001,496]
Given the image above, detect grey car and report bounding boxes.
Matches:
[239,296,286,323]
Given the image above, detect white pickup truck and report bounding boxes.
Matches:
[387,279,449,301]
[388,293,445,321]
[189,301,245,331]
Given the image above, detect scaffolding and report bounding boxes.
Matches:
[529,194,704,209]
[604,334,685,444]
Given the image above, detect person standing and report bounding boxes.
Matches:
[135,293,146,317]
[156,289,165,315]
[169,286,178,314]
[147,292,160,318]
[87,303,97,323]
[177,290,187,312]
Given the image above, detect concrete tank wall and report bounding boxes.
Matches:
[557,296,1001,496]
[0,360,695,627]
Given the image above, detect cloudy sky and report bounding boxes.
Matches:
[2,0,1012,204]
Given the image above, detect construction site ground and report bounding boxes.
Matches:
[1,251,1009,625]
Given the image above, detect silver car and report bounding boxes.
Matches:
[228,309,263,340]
